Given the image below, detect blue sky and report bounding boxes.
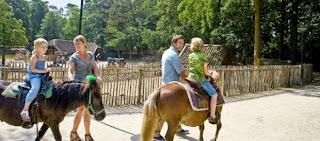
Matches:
[44,0,80,9]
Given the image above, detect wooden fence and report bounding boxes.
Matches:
[211,65,313,96]
[0,61,313,106]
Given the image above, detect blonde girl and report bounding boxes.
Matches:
[21,38,51,122]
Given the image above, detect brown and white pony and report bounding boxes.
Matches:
[141,71,223,141]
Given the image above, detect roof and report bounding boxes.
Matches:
[179,44,236,66]
[48,39,98,53]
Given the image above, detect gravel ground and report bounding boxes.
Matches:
[1,81,319,141]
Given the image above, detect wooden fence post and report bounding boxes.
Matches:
[221,69,225,96]
[137,68,143,104]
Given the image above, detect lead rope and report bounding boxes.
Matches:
[34,96,39,137]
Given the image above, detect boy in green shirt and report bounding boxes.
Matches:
[188,37,218,124]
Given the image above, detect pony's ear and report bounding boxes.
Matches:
[211,71,221,86]
[82,79,97,95]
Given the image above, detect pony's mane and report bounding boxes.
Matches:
[48,81,88,109]
[62,80,85,85]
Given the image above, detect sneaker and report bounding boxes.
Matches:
[153,135,165,141]
[176,129,189,135]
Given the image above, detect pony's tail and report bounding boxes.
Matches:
[141,90,160,141]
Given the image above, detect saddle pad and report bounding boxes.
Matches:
[42,83,53,98]
[2,82,21,98]
[170,82,209,111]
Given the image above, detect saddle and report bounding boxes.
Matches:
[17,74,53,109]
[17,73,53,128]
[184,77,225,111]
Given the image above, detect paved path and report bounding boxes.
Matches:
[1,82,320,141]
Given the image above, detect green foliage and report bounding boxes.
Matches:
[298,0,320,65]
[36,11,64,40]
[178,0,218,33]
[5,0,32,42]
[4,0,317,68]
[141,29,168,51]
[108,27,142,51]
[0,0,28,46]
[63,7,80,40]
[211,0,254,61]
[82,0,108,46]
[155,0,182,36]
[30,0,49,41]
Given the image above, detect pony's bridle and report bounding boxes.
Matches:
[87,90,105,116]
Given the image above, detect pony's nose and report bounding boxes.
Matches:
[95,112,106,121]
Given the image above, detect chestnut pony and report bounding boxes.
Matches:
[141,71,223,141]
[0,79,106,141]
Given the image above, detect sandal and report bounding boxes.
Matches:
[208,116,218,124]
[20,110,30,122]
[70,131,83,141]
[85,134,94,141]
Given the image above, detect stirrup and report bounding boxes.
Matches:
[20,110,33,128]
[208,116,218,124]
[21,121,33,129]
[208,112,220,124]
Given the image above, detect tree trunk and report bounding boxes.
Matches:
[130,49,132,63]
[290,0,298,65]
[1,45,5,80]
[254,0,261,66]
[279,0,286,61]
[1,45,5,66]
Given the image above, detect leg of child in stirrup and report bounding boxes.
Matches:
[21,77,41,121]
[210,94,218,119]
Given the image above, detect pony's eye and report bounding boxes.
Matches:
[94,93,101,99]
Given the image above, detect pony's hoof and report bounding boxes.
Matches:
[176,129,189,135]
[153,135,165,141]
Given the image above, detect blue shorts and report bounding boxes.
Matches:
[200,80,217,96]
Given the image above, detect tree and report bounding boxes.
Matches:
[65,3,78,13]
[211,0,254,63]
[178,0,219,34]
[82,0,108,46]
[279,0,287,60]
[0,1,28,66]
[82,0,146,53]
[63,7,80,40]
[254,0,261,66]
[36,11,64,40]
[48,5,64,16]
[30,0,49,41]
[5,0,32,42]
[141,29,167,51]
[290,0,299,65]
[155,0,182,38]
